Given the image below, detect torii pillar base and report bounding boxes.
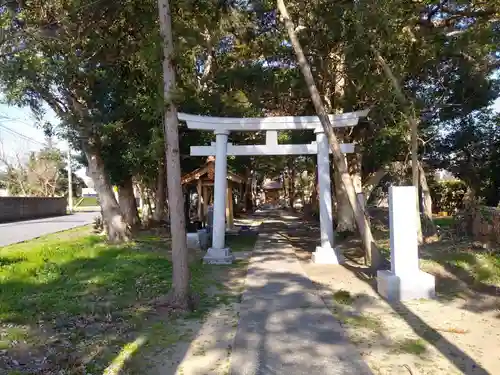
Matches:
[203,247,234,265]
[311,244,344,265]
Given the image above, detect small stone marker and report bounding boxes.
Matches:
[186,232,201,250]
[207,206,214,233]
[197,229,209,250]
[377,186,435,301]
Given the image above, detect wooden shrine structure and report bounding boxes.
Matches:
[181,156,244,229]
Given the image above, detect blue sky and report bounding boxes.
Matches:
[0,103,89,179]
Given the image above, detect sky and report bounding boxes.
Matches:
[0,103,88,180]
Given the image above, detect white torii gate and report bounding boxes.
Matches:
[178,110,369,264]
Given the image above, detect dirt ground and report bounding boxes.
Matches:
[147,258,249,375]
[140,217,260,375]
[284,218,500,375]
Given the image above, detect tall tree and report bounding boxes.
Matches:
[0,0,156,242]
[158,0,190,308]
[277,0,382,268]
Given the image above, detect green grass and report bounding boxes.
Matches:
[225,233,258,252]
[0,227,239,374]
[0,231,184,322]
[394,338,428,356]
[332,290,354,305]
[433,216,455,228]
[76,196,99,207]
[330,292,383,332]
[422,245,500,287]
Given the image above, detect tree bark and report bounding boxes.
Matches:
[334,168,356,232]
[251,171,257,208]
[372,49,423,243]
[278,0,382,269]
[244,167,253,212]
[118,175,140,233]
[363,169,388,202]
[85,145,129,243]
[158,0,190,309]
[153,157,166,222]
[418,162,436,237]
[289,164,296,209]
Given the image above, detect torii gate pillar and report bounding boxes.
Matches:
[204,130,235,264]
[312,129,343,264]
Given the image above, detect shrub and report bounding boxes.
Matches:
[430,180,468,213]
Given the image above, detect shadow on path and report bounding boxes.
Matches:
[230,216,372,375]
[283,210,492,375]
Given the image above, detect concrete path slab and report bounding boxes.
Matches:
[0,212,96,247]
[230,219,372,375]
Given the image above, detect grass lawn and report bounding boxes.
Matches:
[368,211,500,295]
[226,232,258,252]
[433,215,455,228]
[0,226,249,374]
[76,196,99,207]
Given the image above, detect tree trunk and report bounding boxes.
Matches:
[158,0,190,309]
[372,49,423,243]
[118,175,140,233]
[139,184,153,223]
[363,167,390,202]
[153,158,166,222]
[278,0,382,269]
[251,172,257,208]
[289,165,296,209]
[85,146,129,243]
[334,166,356,232]
[244,167,253,212]
[418,162,436,237]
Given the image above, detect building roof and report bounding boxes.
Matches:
[181,158,244,185]
[262,179,282,190]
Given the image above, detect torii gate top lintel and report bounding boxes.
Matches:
[178,109,369,132]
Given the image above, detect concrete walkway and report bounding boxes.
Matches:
[0,212,96,247]
[230,217,372,375]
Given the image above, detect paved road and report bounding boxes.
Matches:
[0,212,97,247]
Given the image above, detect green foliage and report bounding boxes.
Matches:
[430,180,468,213]
[0,0,498,207]
[431,112,500,205]
[0,147,75,197]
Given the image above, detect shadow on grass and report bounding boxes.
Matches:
[0,228,248,375]
[342,209,500,312]
[226,231,259,253]
[419,239,500,300]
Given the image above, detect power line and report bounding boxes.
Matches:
[0,123,45,146]
[0,112,37,127]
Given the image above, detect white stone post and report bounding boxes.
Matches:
[377,186,435,300]
[311,129,343,264]
[204,130,234,264]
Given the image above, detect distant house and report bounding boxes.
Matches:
[81,187,98,197]
[262,179,283,205]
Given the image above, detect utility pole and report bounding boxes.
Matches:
[67,149,73,214]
